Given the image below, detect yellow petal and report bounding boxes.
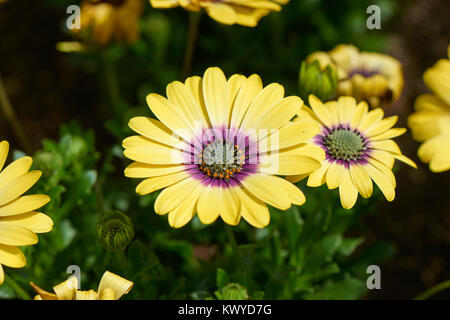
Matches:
[76,290,98,300]
[364,162,395,202]
[308,95,332,127]
[202,67,229,127]
[349,164,373,198]
[326,162,345,189]
[336,96,356,124]
[0,170,42,206]
[230,74,263,128]
[0,156,33,190]
[258,151,321,176]
[123,138,186,165]
[234,187,270,228]
[30,282,58,300]
[0,223,38,246]
[0,194,50,217]
[350,101,369,128]
[338,170,359,209]
[128,117,186,148]
[0,141,9,172]
[370,128,407,141]
[124,162,185,178]
[53,276,78,300]
[0,264,3,285]
[197,185,222,224]
[358,108,384,132]
[306,161,330,187]
[0,212,53,233]
[220,187,241,226]
[226,74,247,126]
[185,76,211,127]
[135,171,190,195]
[241,83,284,130]
[98,271,133,300]
[205,3,237,25]
[0,244,26,268]
[364,116,398,137]
[155,177,202,215]
[250,96,303,131]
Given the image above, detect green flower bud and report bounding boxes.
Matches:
[298,60,338,102]
[33,151,63,177]
[97,211,135,251]
[215,283,249,300]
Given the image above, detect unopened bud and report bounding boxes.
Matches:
[298,60,338,102]
[97,211,134,251]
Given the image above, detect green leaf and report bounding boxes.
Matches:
[216,268,230,289]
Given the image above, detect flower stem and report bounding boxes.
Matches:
[101,51,125,119]
[4,274,32,300]
[225,226,238,254]
[414,280,450,300]
[180,11,202,81]
[0,74,33,154]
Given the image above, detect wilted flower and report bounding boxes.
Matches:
[74,0,144,45]
[149,0,289,27]
[307,44,404,108]
[408,45,450,172]
[30,271,133,300]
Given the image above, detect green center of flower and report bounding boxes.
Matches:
[198,140,244,180]
[323,128,366,161]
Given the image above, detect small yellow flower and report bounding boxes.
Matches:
[75,0,144,45]
[150,0,289,27]
[408,45,450,172]
[307,44,404,108]
[290,96,416,209]
[30,271,133,300]
[0,141,52,285]
[123,67,325,228]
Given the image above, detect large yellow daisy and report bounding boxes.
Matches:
[75,0,144,45]
[123,67,325,228]
[30,271,133,300]
[290,96,416,209]
[0,141,52,285]
[408,45,450,172]
[149,0,289,27]
[307,44,404,108]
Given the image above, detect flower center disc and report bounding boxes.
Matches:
[198,140,244,181]
[323,128,366,161]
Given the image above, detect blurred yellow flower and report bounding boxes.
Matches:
[150,0,289,27]
[408,45,450,172]
[75,0,144,45]
[0,141,52,285]
[30,271,133,300]
[123,67,324,228]
[307,44,404,108]
[291,96,415,209]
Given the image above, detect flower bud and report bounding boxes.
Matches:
[97,211,134,251]
[298,60,338,102]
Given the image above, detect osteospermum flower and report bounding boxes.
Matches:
[30,271,133,300]
[307,44,404,108]
[408,46,450,172]
[0,141,52,285]
[290,96,416,209]
[74,0,144,45]
[150,0,289,27]
[123,67,325,228]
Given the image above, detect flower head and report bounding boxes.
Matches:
[291,96,416,209]
[123,67,325,228]
[97,211,135,251]
[307,44,404,108]
[408,45,450,172]
[31,271,133,300]
[75,0,144,45]
[0,141,52,285]
[150,0,289,27]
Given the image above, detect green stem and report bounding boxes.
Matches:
[4,274,32,300]
[225,227,238,254]
[180,12,202,80]
[0,74,33,154]
[115,250,128,273]
[414,280,450,300]
[101,51,125,118]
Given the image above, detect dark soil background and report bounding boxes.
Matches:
[0,0,449,299]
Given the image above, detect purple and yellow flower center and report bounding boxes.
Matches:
[316,125,370,166]
[186,128,259,187]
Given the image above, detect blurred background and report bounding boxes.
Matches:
[0,0,449,299]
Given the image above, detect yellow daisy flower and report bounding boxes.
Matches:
[0,141,52,285]
[30,271,133,300]
[123,67,325,228]
[149,0,289,27]
[307,44,404,108]
[408,45,450,172]
[75,0,144,45]
[290,96,416,209]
